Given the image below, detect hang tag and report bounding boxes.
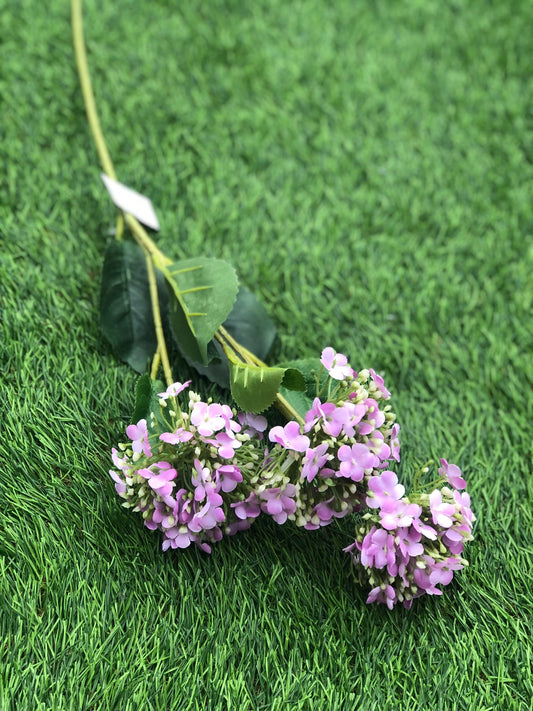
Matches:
[101,173,160,231]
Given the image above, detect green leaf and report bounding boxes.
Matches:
[276,358,328,420]
[157,256,238,365]
[180,287,278,389]
[130,375,168,435]
[229,363,305,414]
[99,240,168,373]
[131,373,153,423]
[223,288,277,363]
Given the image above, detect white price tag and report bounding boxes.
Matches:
[101,173,160,231]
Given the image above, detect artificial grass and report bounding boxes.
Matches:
[1,0,533,709]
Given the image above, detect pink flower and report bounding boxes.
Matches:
[369,368,391,399]
[216,464,242,492]
[259,485,297,524]
[138,462,177,497]
[337,443,378,481]
[215,431,242,459]
[429,489,455,528]
[320,347,353,380]
[390,424,400,462]
[335,402,367,437]
[360,526,397,574]
[379,500,421,531]
[238,412,268,438]
[269,421,310,453]
[231,493,261,520]
[366,470,405,509]
[367,584,397,610]
[301,443,329,482]
[438,458,466,490]
[159,427,194,445]
[126,419,152,457]
[395,526,424,558]
[190,402,226,437]
[158,380,191,399]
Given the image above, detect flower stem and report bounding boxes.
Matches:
[71,0,173,384]
[71,0,117,181]
[145,254,173,387]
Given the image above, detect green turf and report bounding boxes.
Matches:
[1,0,533,709]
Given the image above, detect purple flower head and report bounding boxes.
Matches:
[320,347,353,381]
[390,424,400,462]
[109,469,127,495]
[162,526,195,550]
[231,493,261,520]
[216,464,243,492]
[429,489,456,528]
[269,421,310,453]
[138,461,177,497]
[159,427,194,445]
[238,412,268,438]
[126,419,152,457]
[366,470,405,509]
[395,526,424,558]
[189,500,225,532]
[366,431,391,463]
[438,458,467,490]
[360,526,397,574]
[337,443,378,481]
[379,500,422,531]
[215,430,242,459]
[301,443,329,482]
[335,402,367,437]
[369,368,391,399]
[412,516,438,540]
[158,380,191,400]
[218,404,241,434]
[260,485,297,524]
[367,584,397,610]
[361,398,386,431]
[190,402,226,437]
[453,490,474,525]
[429,557,464,587]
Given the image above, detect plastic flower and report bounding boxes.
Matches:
[269,421,310,452]
[345,466,475,609]
[320,347,353,380]
[125,419,152,457]
[438,458,466,490]
[366,470,405,509]
[158,380,191,400]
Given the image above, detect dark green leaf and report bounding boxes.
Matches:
[131,373,153,423]
[99,240,168,373]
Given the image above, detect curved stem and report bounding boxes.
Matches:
[72,0,173,385]
[71,0,117,180]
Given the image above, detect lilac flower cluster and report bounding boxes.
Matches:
[344,460,475,609]
[109,381,268,553]
[109,346,474,609]
[253,348,400,530]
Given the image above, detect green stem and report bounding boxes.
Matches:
[71,0,173,385]
[145,254,173,388]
